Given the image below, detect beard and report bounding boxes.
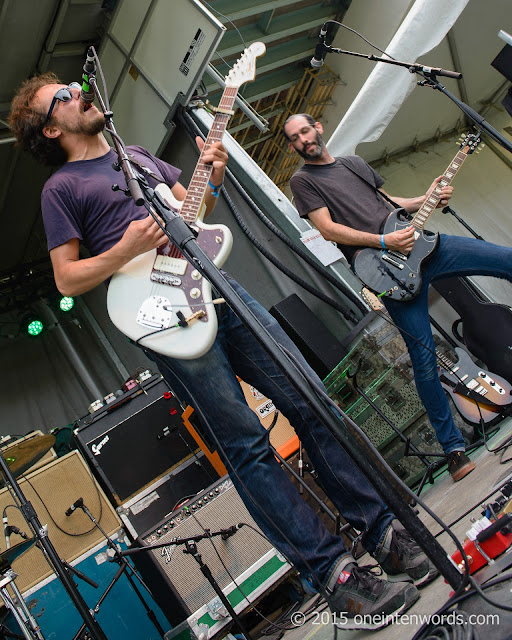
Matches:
[61,111,106,137]
[296,130,326,161]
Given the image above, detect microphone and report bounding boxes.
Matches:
[81,47,96,110]
[311,23,329,68]
[220,523,244,540]
[6,526,29,540]
[65,497,84,517]
[3,514,10,549]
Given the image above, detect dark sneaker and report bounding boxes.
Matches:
[376,520,439,587]
[447,451,476,481]
[328,563,419,630]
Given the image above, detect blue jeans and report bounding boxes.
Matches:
[384,234,512,454]
[145,274,394,586]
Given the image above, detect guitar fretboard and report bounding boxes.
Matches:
[411,147,469,230]
[181,89,238,224]
[164,88,238,260]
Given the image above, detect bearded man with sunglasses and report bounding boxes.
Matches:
[9,72,442,630]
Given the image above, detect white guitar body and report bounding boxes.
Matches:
[106,42,265,360]
[107,184,233,359]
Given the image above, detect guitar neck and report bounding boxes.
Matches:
[411,147,469,230]
[180,88,238,224]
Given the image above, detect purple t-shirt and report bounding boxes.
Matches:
[41,145,181,256]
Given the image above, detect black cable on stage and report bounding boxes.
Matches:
[180,108,367,320]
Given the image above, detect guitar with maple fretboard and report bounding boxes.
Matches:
[352,132,482,301]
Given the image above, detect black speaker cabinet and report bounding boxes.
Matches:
[132,476,292,632]
[74,375,204,505]
[270,294,347,379]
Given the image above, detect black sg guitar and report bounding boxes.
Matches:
[352,132,482,302]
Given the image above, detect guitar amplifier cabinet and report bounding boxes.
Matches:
[118,452,219,539]
[132,476,292,635]
[0,450,121,593]
[74,375,206,505]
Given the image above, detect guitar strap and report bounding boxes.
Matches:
[337,157,401,210]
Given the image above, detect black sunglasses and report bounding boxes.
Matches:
[44,82,81,125]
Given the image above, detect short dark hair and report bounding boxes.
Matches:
[283,113,316,140]
[8,72,67,166]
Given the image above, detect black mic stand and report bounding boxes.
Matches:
[441,205,485,240]
[0,453,108,640]
[70,502,166,640]
[121,529,253,640]
[90,80,464,593]
[346,362,447,498]
[320,43,512,154]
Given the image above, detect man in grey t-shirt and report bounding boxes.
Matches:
[285,113,482,483]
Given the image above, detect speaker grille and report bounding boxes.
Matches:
[140,477,278,615]
[0,450,121,593]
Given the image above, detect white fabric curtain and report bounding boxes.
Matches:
[327,0,470,156]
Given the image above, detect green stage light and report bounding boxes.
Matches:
[27,319,44,336]
[59,296,74,312]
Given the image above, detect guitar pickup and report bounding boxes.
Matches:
[388,250,408,260]
[382,254,404,269]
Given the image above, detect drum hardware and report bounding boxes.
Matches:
[0,434,108,640]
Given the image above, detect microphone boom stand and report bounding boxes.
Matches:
[320,43,512,154]
[121,530,253,640]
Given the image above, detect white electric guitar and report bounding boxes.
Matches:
[107,43,266,359]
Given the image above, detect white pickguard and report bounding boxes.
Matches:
[107,185,233,360]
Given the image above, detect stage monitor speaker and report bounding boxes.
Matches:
[133,476,292,633]
[270,294,347,379]
[75,375,207,505]
[0,450,121,593]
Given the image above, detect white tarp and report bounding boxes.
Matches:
[327,0,470,156]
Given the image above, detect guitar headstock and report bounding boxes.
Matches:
[225,42,266,89]
[458,131,484,155]
[360,287,385,313]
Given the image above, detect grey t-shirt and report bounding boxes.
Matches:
[289,156,392,262]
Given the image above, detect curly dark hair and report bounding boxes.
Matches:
[8,72,68,166]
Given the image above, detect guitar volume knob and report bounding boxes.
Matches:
[190,288,201,299]
[191,270,202,281]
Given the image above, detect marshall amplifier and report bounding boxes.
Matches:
[75,375,209,505]
[132,476,292,635]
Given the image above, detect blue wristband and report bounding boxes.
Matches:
[208,179,223,198]
[380,234,386,250]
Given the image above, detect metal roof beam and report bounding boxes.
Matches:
[216,5,334,58]
[209,0,305,23]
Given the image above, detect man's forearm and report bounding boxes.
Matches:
[52,245,136,297]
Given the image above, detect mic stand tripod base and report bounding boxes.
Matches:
[183,541,252,640]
